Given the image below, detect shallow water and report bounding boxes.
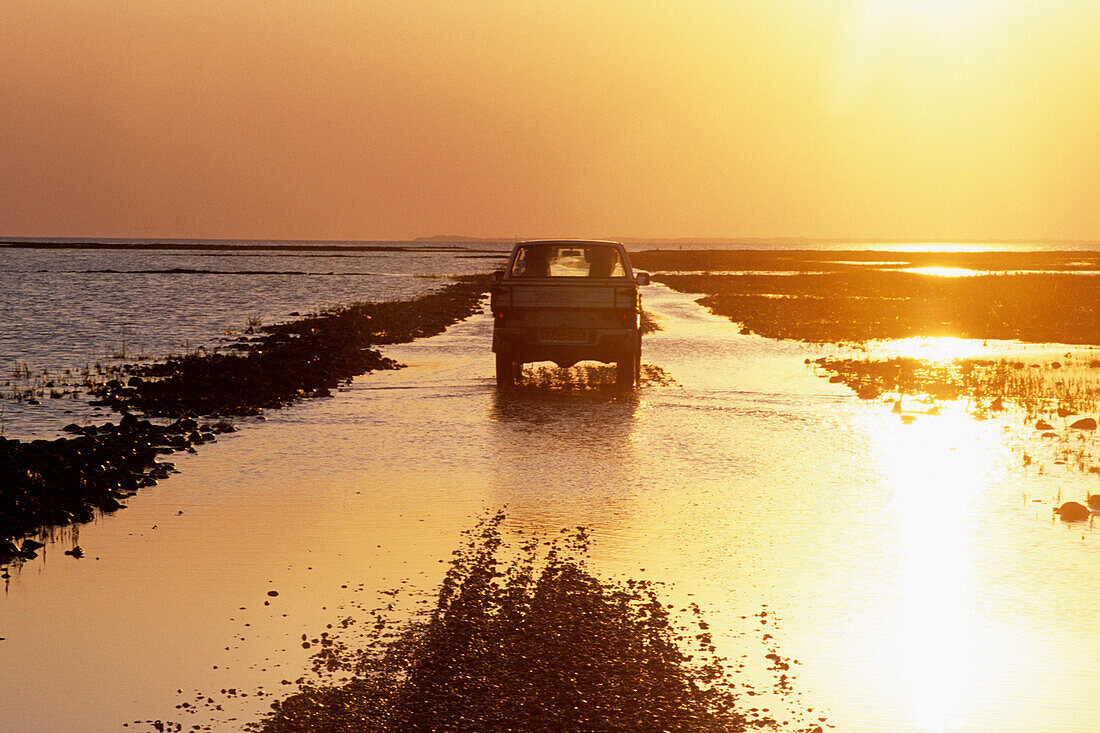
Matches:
[0,244,507,438]
[3,282,1100,732]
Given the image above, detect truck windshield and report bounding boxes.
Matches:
[510,244,625,278]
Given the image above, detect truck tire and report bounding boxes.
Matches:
[616,352,638,389]
[496,352,517,388]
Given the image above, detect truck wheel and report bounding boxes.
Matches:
[616,354,637,389]
[496,352,515,388]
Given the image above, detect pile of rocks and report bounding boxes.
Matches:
[1,415,234,561]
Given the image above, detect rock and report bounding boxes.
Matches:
[1035,420,1054,431]
[856,384,879,400]
[64,546,84,558]
[1054,501,1091,522]
[20,539,45,553]
[1069,417,1097,430]
[1089,495,1100,511]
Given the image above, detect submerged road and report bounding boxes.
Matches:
[3,285,1100,732]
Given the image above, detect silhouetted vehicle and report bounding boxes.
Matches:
[490,240,649,388]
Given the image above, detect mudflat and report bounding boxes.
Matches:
[631,249,1100,344]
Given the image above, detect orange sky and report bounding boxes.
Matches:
[1,1,1097,241]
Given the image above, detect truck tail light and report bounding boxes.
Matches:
[603,309,634,324]
[494,308,524,323]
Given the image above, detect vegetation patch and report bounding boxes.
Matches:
[812,355,1100,418]
[634,250,1100,345]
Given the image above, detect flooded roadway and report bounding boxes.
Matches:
[3,284,1100,732]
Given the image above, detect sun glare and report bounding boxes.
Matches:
[907,0,987,28]
[867,405,1006,731]
[873,336,992,362]
[902,267,981,277]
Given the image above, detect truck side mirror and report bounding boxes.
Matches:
[635,272,650,286]
[492,270,504,282]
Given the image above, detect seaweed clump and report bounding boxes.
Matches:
[257,514,767,733]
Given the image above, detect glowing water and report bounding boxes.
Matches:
[2,283,1099,732]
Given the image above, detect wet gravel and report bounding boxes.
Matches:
[251,513,824,733]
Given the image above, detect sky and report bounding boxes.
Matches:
[1,0,1097,242]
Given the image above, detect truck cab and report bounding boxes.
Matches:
[490,240,649,388]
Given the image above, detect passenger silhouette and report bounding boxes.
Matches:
[587,247,617,278]
[521,247,550,277]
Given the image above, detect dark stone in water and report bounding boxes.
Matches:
[1035,420,1054,431]
[1054,501,1091,522]
[1070,417,1097,430]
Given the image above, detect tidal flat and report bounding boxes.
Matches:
[4,245,1100,732]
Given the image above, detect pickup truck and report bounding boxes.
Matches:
[490,239,649,388]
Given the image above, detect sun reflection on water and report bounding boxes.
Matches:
[867,404,1004,732]
[869,335,993,362]
[901,267,981,277]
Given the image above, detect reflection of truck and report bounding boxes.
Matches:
[490,240,649,388]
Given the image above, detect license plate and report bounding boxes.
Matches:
[539,329,586,342]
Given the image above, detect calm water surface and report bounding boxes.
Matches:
[0,244,507,438]
[2,277,1099,731]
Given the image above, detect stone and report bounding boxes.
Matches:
[1069,417,1097,430]
[1054,501,1091,522]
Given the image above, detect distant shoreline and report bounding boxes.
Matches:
[3,236,1100,252]
[0,239,481,252]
